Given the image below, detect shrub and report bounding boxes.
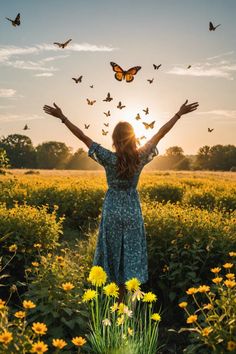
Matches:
[140,183,184,203]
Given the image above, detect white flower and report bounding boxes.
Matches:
[102,318,111,326]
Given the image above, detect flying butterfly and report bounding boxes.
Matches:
[104,111,111,117]
[187,65,191,69]
[6,13,20,26]
[143,121,155,129]
[117,101,126,109]
[147,78,154,84]
[110,62,141,82]
[53,39,72,48]
[208,128,214,132]
[23,124,30,130]
[135,113,141,120]
[153,64,161,70]
[84,124,90,129]
[72,76,83,83]
[140,135,147,140]
[143,107,149,115]
[103,92,113,102]
[102,129,108,136]
[209,21,221,31]
[89,85,94,88]
[104,123,109,127]
[87,99,96,105]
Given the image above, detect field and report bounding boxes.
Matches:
[0,170,235,353]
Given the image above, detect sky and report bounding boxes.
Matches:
[0,0,235,155]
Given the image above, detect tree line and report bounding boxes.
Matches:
[0,134,235,171]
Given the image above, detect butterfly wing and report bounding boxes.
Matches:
[124,66,141,82]
[110,62,124,81]
[15,13,20,25]
[78,76,83,82]
[150,121,155,129]
[54,42,61,47]
[87,99,91,105]
[209,21,214,30]
[64,39,72,47]
[142,122,149,129]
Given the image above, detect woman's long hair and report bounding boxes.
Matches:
[112,122,140,179]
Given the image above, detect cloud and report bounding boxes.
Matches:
[0,113,44,122]
[5,60,58,72]
[0,88,16,98]
[35,72,54,77]
[197,110,236,120]
[207,51,234,61]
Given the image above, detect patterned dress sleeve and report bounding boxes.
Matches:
[139,140,159,166]
[88,141,114,168]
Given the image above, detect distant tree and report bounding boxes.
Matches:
[66,148,102,170]
[0,148,10,168]
[173,157,190,170]
[36,141,72,169]
[208,145,236,171]
[194,145,211,170]
[0,134,36,168]
[165,146,184,157]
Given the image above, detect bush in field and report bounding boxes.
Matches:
[140,183,184,203]
[0,203,64,288]
[142,201,236,327]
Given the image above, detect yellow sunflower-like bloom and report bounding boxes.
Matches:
[118,302,126,314]
[61,282,75,291]
[226,273,235,280]
[82,289,97,302]
[210,267,221,274]
[227,341,236,351]
[201,327,213,337]
[223,263,233,269]
[229,252,236,257]
[117,315,125,326]
[33,243,42,249]
[125,278,141,292]
[14,311,26,319]
[178,302,188,308]
[151,313,161,321]
[224,279,236,288]
[9,244,17,252]
[128,327,133,336]
[31,341,48,353]
[52,339,67,349]
[23,300,36,309]
[0,331,13,345]
[32,322,48,335]
[88,266,107,287]
[203,303,213,310]
[198,285,210,293]
[32,262,40,267]
[186,287,198,295]
[71,336,86,346]
[187,315,198,324]
[103,283,119,298]
[212,277,223,284]
[142,292,157,303]
[0,299,6,309]
[110,302,118,313]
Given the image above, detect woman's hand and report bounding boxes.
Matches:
[43,103,66,121]
[177,99,199,116]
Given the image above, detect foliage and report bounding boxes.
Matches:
[36,141,72,169]
[0,148,10,169]
[194,145,236,171]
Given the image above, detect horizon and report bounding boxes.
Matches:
[1,0,236,155]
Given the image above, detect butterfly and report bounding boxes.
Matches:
[135,113,141,120]
[87,99,96,105]
[147,78,154,84]
[90,85,94,88]
[84,124,90,129]
[209,21,221,31]
[103,92,113,102]
[153,64,161,70]
[143,121,155,129]
[117,101,126,109]
[187,65,191,69]
[104,111,111,117]
[102,129,108,135]
[140,135,147,139]
[6,13,20,26]
[23,124,30,130]
[110,62,141,82]
[72,76,83,83]
[143,107,149,115]
[208,128,214,132]
[104,123,109,127]
[54,39,72,48]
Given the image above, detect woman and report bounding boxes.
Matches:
[43,99,198,302]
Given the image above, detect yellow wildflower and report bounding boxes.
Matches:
[71,336,86,346]
[110,302,118,312]
[223,263,233,269]
[151,313,161,321]
[227,341,236,351]
[23,300,36,309]
[142,292,157,303]
[14,311,26,319]
[224,279,236,288]
[32,262,39,267]
[82,289,97,302]
[198,285,210,293]
[33,244,42,249]
[32,322,48,335]
[103,283,119,298]
[186,287,198,295]
[52,339,67,349]
[0,299,6,309]
[210,267,221,273]
[9,244,17,252]
[131,289,145,302]
[61,282,74,291]
[212,277,223,284]
[118,302,126,314]
[31,341,48,353]
[0,331,13,345]
[201,327,213,337]
[128,327,133,336]
[203,303,213,310]
[187,315,198,324]
[178,302,188,308]
[125,278,141,292]
[88,266,107,287]
[229,252,236,257]
[226,273,235,280]
[117,315,125,326]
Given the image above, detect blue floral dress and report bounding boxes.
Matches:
[88,140,158,285]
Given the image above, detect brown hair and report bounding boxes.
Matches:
[112,121,140,179]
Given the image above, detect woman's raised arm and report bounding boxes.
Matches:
[43,103,93,148]
[147,100,199,146]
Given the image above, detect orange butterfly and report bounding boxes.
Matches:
[110,62,141,82]
[102,129,108,135]
[135,114,141,120]
[143,121,155,129]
